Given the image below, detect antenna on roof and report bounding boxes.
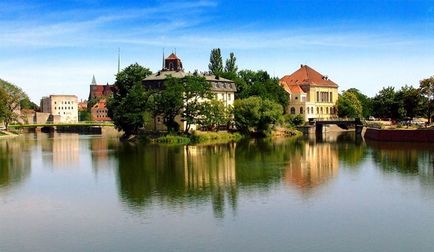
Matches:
[162,48,165,70]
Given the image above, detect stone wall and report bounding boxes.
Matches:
[364,128,434,142]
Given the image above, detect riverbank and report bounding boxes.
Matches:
[0,130,20,138]
[137,128,301,145]
[364,127,434,142]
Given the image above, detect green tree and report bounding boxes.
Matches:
[181,76,213,132]
[336,91,362,118]
[419,76,434,123]
[224,52,238,75]
[371,86,401,119]
[0,86,8,125]
[208,48,223,76]
[198,99,231,131]
[396,85,424,119]
[346,88,372,118]
[233,96,283,135]
[150,75,213,133]
[236,70,288,109]
[0,79,28,129]
[107,63,152,137]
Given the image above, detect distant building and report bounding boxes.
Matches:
[143,53,236,131]
[91,99,111,122]
[88,76,113,122]
[89,75,113,100]
[279,65,339,121]
[40,95,78,123]
[78,100,88,112]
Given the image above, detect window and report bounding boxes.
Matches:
[228,94,232,100]
[300,107,303,114]
[290,107,295,114]
[326,107,329,114]
[316,91,319,102]
[317,107,319,114]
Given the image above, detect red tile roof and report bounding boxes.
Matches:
[280,64,338,88]
[166,53,179,60]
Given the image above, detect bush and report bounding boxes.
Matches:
[190,131,243,143]
[283,114,304,127]
[154,135,190,144]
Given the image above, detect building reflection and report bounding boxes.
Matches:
[284,138,339,193]
[40,133,80,167]
[89,136,118,172]
[116,143,238,218]
[0,138,31,190]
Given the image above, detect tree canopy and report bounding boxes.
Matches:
[208,48,223,76]
[0,79,30,129]
[419,76,434,123]
[107,63,152,137]
[337,91,362,118]
[233,96,283,135]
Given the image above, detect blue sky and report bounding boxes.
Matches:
[1,0,434,102]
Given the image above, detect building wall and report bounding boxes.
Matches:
[40,95,78,123]
[287,86,338,121]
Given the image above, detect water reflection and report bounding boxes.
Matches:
[367,141,434,176]
[284,138,339,193]
[115,135,360,215]
[0,138,31,190]
[40,133,80,167]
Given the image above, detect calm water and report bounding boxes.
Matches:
[1,132,434,252]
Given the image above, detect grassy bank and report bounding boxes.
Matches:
[141,131,243,145]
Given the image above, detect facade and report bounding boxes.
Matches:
[279,65,339,121]
[89,75,113,100]
[91,99,111,122]
[40,95,79,123]
[143,53,236,131]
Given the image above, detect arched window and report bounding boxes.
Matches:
[316,107,319,114]
[300,107,303,114]
[290,107,295,114]
[326,107,329,114]
[320,107,323,114]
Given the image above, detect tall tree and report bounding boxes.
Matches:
[208,48,223,76]
[107,63,152,137]
[396,85,424,119]
[236,70,288,110]
[346,88,373,118]
[336,91,362,118]
[419,76,434,123]
[224,52,238,74]
[181,76,213,132]
[0,79,28,129]
[371,86,401,120]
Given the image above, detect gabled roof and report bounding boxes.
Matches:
[166,53,179,60]
[280,64,338,88]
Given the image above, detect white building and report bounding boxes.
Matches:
[40,95,79,123]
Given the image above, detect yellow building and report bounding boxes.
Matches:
[280,65,339,121]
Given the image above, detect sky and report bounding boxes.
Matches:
[1,0,434,102]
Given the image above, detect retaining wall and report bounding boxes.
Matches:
[364,128,434,142]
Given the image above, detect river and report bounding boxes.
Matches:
[1,132,434,251]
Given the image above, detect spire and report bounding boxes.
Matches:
[91,75,97,85]
[162,48,165,70]
[117,48,121,74]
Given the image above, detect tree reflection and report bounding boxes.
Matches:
[0,138,31,191]
[115,143,237,218]
[368,141,434,175]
